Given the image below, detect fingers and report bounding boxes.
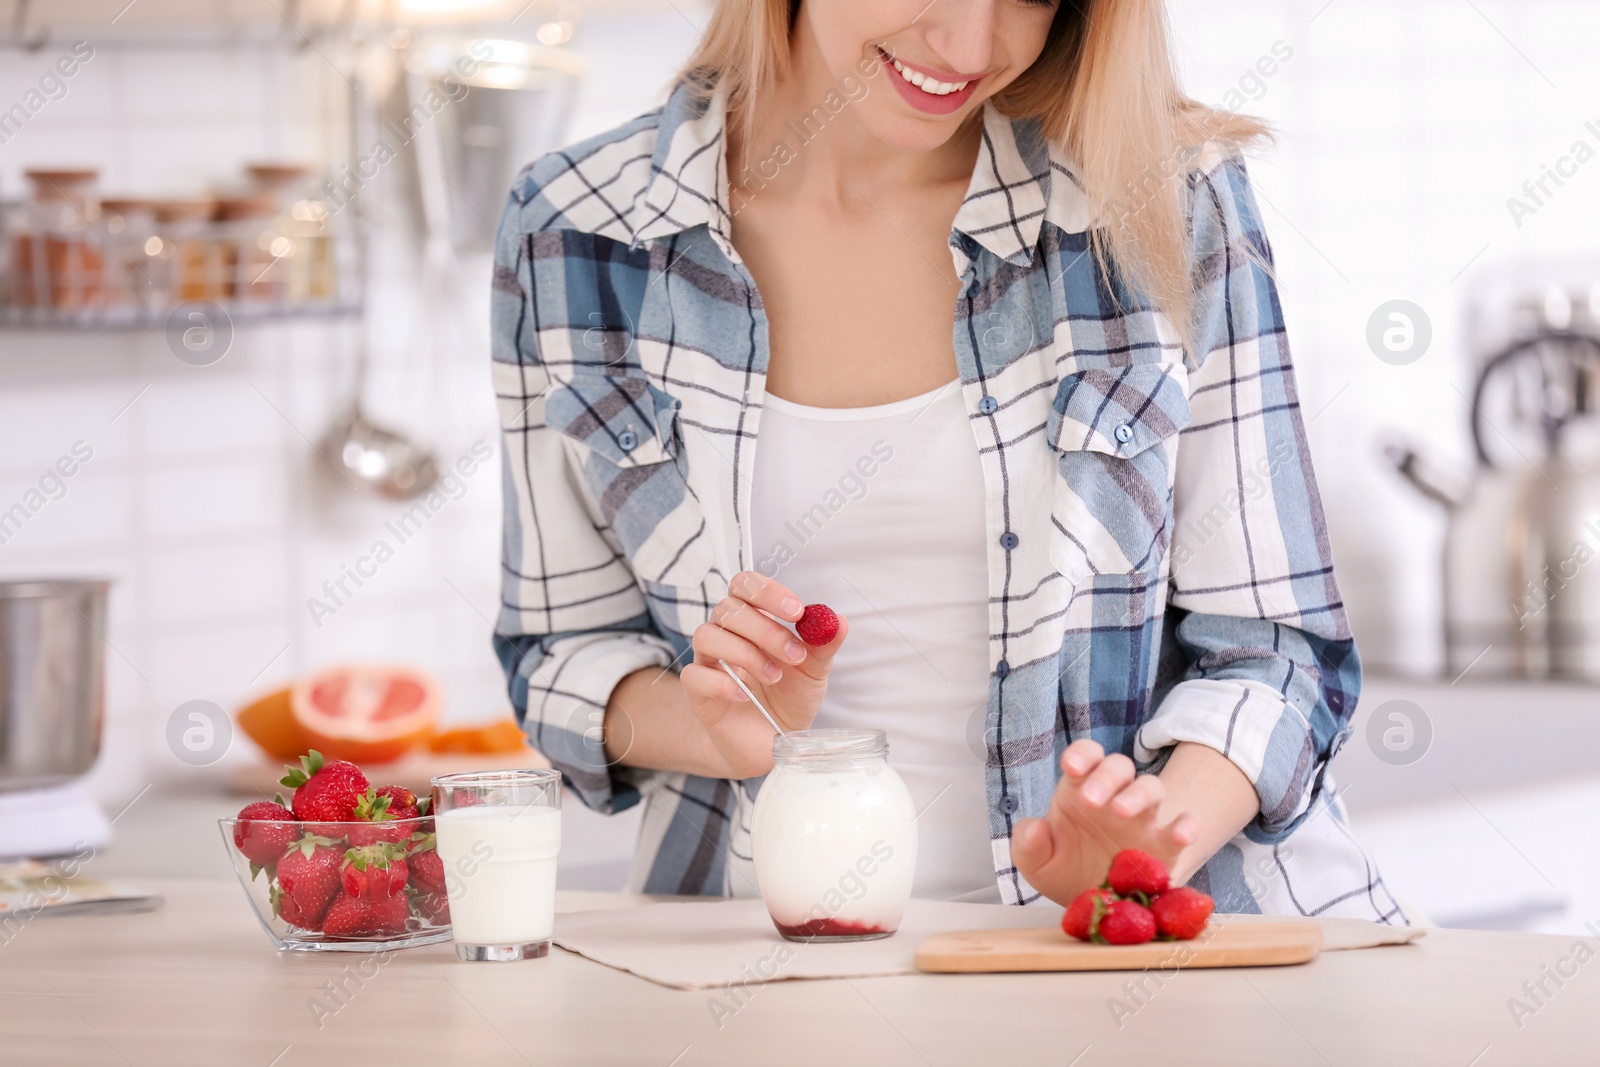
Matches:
[1072,752,1135,809]
[1009,817,1054,878]
[726,571,804,623]
[1168,812,1202,849]
[679,662,746,707]
[1060,738,1104,778]
[693,622,781,684]
[1108,773,1165,819]
[713,595,807,668]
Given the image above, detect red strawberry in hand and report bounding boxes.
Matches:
[279,750,369,827]
[232,800,298,870]
[1107,849,1170,897]
[275,837,345,927]
[795,603,839,646]
[1098,899,1157,945]
[1061,887,1115,942]
[1151,887,1214,940]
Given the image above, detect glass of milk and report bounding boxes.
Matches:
[430,769,562,962]
[751,729,917,942]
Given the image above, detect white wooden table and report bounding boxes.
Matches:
[0,879,1588,1065]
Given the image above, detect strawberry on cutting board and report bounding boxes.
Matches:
[1152,887,1215,941]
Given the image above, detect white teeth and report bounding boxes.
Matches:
[887,53,969,96]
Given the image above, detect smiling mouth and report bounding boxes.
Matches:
[876,45,975,97]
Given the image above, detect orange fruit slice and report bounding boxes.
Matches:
[426,719,529,755]
[290,663,440,764]
[235,686,307,760]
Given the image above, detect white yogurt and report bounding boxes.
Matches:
[751,756,917,938]
[435,806,561,946]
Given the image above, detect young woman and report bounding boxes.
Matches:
[491,0,1404,922]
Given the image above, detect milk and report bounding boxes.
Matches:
[751,762,917,937]
[434,805,561,946]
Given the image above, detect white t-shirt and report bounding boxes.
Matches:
[734,380,999,903]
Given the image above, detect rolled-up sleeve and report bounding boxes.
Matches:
[1136,151,1361,834]
[490,182,675,816]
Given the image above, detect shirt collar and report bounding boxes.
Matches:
[630,81,1091,268]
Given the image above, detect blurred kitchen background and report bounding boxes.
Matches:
[1,0,1596,934]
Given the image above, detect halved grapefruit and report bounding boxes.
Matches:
[290,663,440,764]
[235,686,307,760]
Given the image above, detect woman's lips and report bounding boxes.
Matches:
[877,46,979,116]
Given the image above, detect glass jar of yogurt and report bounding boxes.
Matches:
[751,729,917,942]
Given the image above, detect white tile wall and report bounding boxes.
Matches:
[0,6,1595,878]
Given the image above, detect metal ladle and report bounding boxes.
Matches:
[319,43,441,501]
[321,337,441,500]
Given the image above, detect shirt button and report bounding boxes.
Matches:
[1001,795,1020,815]
[1114,423,1135,444]
[995,659,1010,678]
[978,395,998,415]
[617,430,639,452]
[999,531,1019,551]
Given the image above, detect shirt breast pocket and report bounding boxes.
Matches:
[1045,361,1192,586]
[546,372,715,588]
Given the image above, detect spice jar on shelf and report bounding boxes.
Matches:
[99,198,159,316]
[152,199,221,303]
[18,168,104,311]
[247,163,337,305]
[215,193,285,304]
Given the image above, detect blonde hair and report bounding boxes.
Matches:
[678,0,1269,349]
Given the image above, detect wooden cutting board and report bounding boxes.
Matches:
[916,918,1323,973]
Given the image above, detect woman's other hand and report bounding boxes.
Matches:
[679,571,847,779]
[1010,739,1203,907]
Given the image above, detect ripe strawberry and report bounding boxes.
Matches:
[275,837,345,925]
[413,891,451,925]
[1098,900,1157,945]
[1061,887,1115,942]
[279,750,369,826]
[272,882,324,931]
[371,892,411,935]
[406,839,446,897]
[348,786,412,847]
[796,603,839,646]
[322,891,376,938]
[1107,849,1170,897]
[341,844,408,900]
[232,800,298,869]
[1152,887,1214,940]
[374,785,420,820]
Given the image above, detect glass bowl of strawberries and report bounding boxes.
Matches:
[220,751,453,951]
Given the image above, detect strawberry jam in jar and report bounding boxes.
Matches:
[751,729,918,942]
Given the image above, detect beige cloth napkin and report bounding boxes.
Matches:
[552,899,1424,990]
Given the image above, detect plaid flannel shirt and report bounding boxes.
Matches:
[491,83,1405,923]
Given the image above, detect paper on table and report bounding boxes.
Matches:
[552,898,1425,990]
[0,860,164,922]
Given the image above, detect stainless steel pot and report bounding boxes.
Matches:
[0,579,109,791]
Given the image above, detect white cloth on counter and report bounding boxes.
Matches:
[551,899,1425,990]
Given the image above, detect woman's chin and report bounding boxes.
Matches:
[853,107,981,157]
